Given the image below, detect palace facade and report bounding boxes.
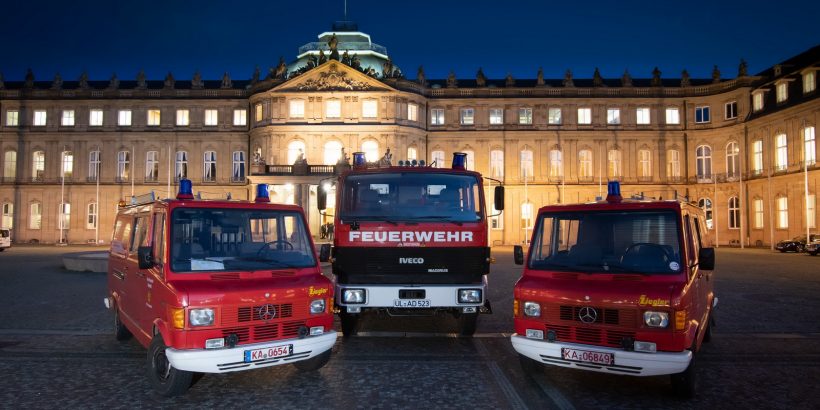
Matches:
[1,22,818,246]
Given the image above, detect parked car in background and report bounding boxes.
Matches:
[0,229,11,251]
[805,238,820,256]
[775,234,819,253]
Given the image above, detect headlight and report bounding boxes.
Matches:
[189,308,215,326]
[523,301,541,317]
[310,299,326,314]
[643,311,669,328]
[458,289,482,303]
[343,289,366,304]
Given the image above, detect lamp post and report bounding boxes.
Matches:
[737,144,744,248]
[804,122,811,247]
[95,145,100,245]
[59,145,66,245]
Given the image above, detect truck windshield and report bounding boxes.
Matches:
[170,208,316,273]
[339,173,482,223]
[529,210,682,275]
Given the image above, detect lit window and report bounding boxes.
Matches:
[29,202,42,229]
[805,126,816,166]
[490,150,504,178]
[5,110,19,126]
[636,108,650,125]
[89,109,103,126]
[725,101,738,120]
[407,104,418,121]
[695,106,710,123]
[776,82,788,103]
[407,147,417,160]
[176,109,190,126]
[147,109,161,126]
[521,202,534,230]
[117,151,130,181]
[4,150,17,180]
[58,202,70,231]
[808,194,816,229]
[61,110,75,127]
[665,108,680,125]
[489,108,503,125]
[1,203,13,229]
[233,109,247,126]
[696,145,712,181]
[32,151,45,181]
[431,150,445,168]
[726,142,739,178]
[289,100,305,118]
[118,110,132,126]
[638,149,651,177]
[61,151,73,178]
[728,197,740,229]
[804,71,816,94]
[777,196,788,228]
[175,151,188,179]
[752,140,763,174]
[362,140,379,162]
[667,149,680,179]
[362,100,378,119]
[232,151,246,182]
[203,151,217,182]
[460,108,474,125]
[431,109,445,125]
[255,103,263,122]
[608,150,622,178]
[753,199,764,229]
[287,140,306,165]
[577,108,591,125]
[34,110,47,126]
[607,108,620,125]
[520,150,533,180]
[549,149,562,178]
[775,133,788,171]
[145,151,159,182]
[698,198,713,229]
[518,108,532,125]
[753,92,764,112]
[578,150,592,178]
[326,100,341,119]
[88,150,100,182]
[204,109,218,126]
[86,203,97,230]
[323,140,343,165]
[548,108,562,125]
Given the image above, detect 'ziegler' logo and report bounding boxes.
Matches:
[399,258,424,264]
[309,286,328,296]
[638,295,670,307]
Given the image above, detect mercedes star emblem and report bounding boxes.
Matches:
[257,304,277,321]
[578,306,598,324]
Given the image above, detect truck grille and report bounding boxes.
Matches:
[220,320,306,344]
[237,304,294,322]
[333,246,490,285]
[541,324,636,348]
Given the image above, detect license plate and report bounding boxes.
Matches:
[244,344,293,362]
[561,348,614,366]
[393,299,431,308]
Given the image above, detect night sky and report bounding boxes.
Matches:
[2,0,818,83]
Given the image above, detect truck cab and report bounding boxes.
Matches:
[105,180,336,396]
[0,228,10,251]
[511,182,716,397]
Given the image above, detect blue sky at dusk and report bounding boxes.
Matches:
[1,0,818,82]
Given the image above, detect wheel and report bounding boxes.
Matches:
[292,350,331,371]
[147,335,193,397]
[670,351,698,398]
[114,308,132,341]
[518,354,543,376]
[340,312,359,338]
[457,312,478,336]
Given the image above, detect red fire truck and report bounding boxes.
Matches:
[511,182,716,397]
[318,152,503,336]
[105,180,336,396]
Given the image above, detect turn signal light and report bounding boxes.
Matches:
[170,307,185,329]
[513,299,520,317]
[675,310,686,331]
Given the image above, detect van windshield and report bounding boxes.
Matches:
[0,230,9,238]
[170,208,316,273]
[529,210,682,275]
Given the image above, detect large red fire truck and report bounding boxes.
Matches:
[511,182,716,397]
[105,180,336,396]
[318,152,504,336]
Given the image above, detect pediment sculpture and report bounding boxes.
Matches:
[296,64,374,91]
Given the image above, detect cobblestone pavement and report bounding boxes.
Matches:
[0,245,818,409]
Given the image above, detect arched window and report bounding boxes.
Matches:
[86,202,97,230]
[407,147,418,161]
[175,151,188,180]
[287,140,306,165]
[3,150,16,180]
[116,150,130,182]
[431,150,445,168]
[32,150,45,182]
[232,151,246,182]
[2,203,13,228]
[638,149,652,178]
[361,140,379,162]
[607,149,622,179]
[203,151,217,182]
[520,150,533,180]
[324,141,343,165]
[463,150,475,171]
[29,202,42,229]
[667,149,680,180]
[698,198,713,229]
[578,150,592,179]
[549,149,563,179]
[775,134,788,171]
[776,196,788,228]
[726,141,739,178]
[728,196,740,229]
[696,145,712,181]
[490,150,504,178]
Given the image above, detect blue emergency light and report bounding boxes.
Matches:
[353,152,367,169]
[606,181,623,203]
[452,152,467,170]
[177,179,194,200]
[255,184,270,202]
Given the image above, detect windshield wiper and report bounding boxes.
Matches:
[346,216,399,225]
[410,215,464,226]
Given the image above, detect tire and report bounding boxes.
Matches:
[670,351,698,398]
[292,350,331,372]
[340,312,359,338]
[114,308,132,341]
[457,312,478,336]
[147,335,193,397]
[518,354,543,376]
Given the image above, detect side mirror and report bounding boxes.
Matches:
[698,247,715,271]
[513,245,524,265]
[138,246,154,269]
[319,244,331,262]
[494,186,505,211]
[318,188,327,211]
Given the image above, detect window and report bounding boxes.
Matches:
[289,100,305,118]
[175,151,188,179]
[29,202,42,229]
[549,149,563,178]
[753,92,764,112]
[777,196,788,228]
[1,203,12,228]
[362,100,378,119]
[775,133,788,171]
[255,103,263,122]
[753,199,764,229]
[5,110,19,126]
[4,150,17,180]
[203,151,217,182]
[87,150,100,182]
[776,82,788,103]
[61,151,73,179]
[117,151,130,181]
[518,108,532,125]
[176,109,190,126]
[232,151,246,182]
[725,101,738,120]
[32,151,45,181]
[431,108,445,125]
[726,141,739,178]
[58,203,70,231]
[696,145,712,181]
[805,126,816,166]
[695,106,710,123]
[145,151,159,182]
[578,150,592,179]
[118,110,132,126]
[61,110,75,126]
[804,71,816,94]
[460,108,474,125]
[665,107,680,125]
[489,108,503,125]
[89,109,103,126]
[204,109,218,126]
[728,197,740,229]
[326,100,341,119]
[287,140,306,165]
[86,203,97,230]
[147,109,161,126]
[607,149,622,178]
[698,198,713,229]
[521,202,534,231]
[808,194,816,229]
[520,150,533,180]
[407,147,418,161]
[636,107,650,125]
[431,150,445,168]
[667,149,681,179]
[607,108,620,125]
[463,150,475,171]
[638,149,652,178]
[752,140,763,174]
[233,109,247,126]
[407,104,418,121]
[323,140,343,165]
[362,140,379,162]
[490,150,504,178]
[548,108,562,125]
[34,110,47,126]
[577,108,591,125]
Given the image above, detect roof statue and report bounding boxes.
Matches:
[341,50,351,66]
[712,65,721,83]
[350,54,361,70]
[136,69,147,89]
[416,66,426,86]
[318,49,327,65]
[328,33,340,61]
[0,72,5,90]
[192,71,204,89]
[447,71,457,88]
[621,69,632,87]
[274,57,287,79]
[476,68,486,87]
[164,72,175,89]
[651,67,662,87]
[563,69,574,87]
[681,69,691,87]
[738,58,748,77]
[379,148,393,167]
[505,73,515,87]
[251,66,261,85]
[108,73,119,90]
[293,148,307,165]
[536,67,545,87]
[51,72,63,90]
[592,68,604,87]
[382,59,395,78]
[307,55,318,69]
[78,71,89,89]
[221,72,232,89]
[24,68,35,89]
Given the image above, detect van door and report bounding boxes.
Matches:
[126,213,152,336]
[693,215,713,330]
[683,212,702,344]
[110,216,135,325]
[142,211,167,332]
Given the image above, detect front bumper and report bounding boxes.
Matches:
[166,331,337,373]
[511,334,691,377]
[336,280,486,309]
